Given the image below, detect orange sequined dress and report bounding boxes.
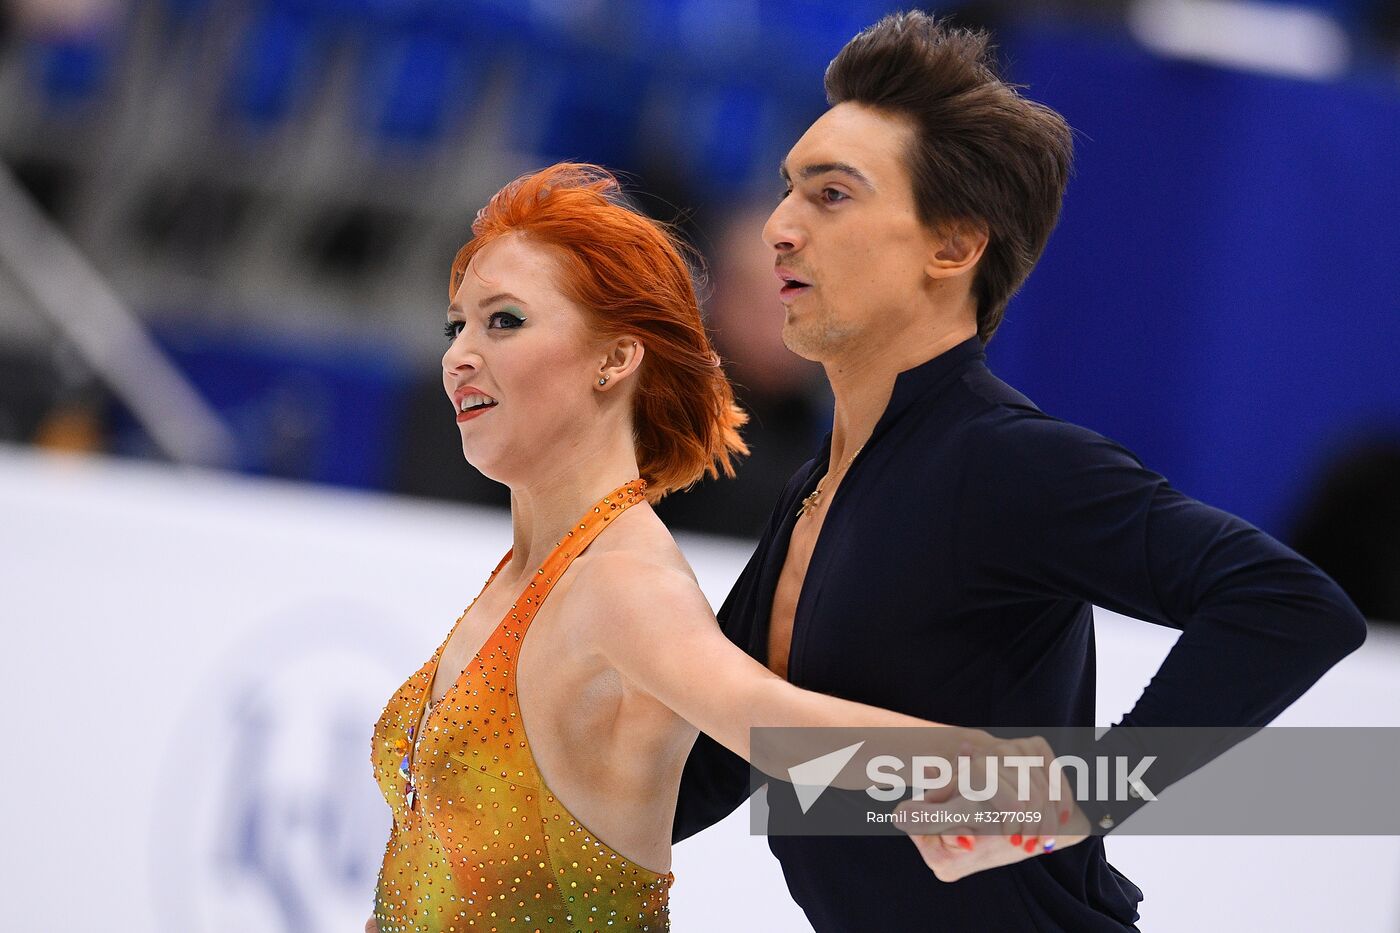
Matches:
[371,479,674,932]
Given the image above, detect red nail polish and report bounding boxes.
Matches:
[956,835,975,851]
[1024,838,1039,853]
[1009,834,1022,846]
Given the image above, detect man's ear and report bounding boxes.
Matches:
[596,336,645,390]
[926,221,989,281]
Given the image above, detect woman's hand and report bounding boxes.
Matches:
[893,735,1092,882]
[365,917,379,933]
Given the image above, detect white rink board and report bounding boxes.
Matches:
[1,444,1397,932]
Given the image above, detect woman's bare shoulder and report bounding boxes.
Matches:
[564,508,709,624]
[581,503,698,582]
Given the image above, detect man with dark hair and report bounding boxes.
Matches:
[673,12,1366,931]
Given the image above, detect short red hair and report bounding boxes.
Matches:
[450,163,748,502]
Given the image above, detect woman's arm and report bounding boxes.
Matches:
[573,550,1089,876]
[571,551,978,765]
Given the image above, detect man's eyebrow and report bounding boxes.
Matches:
[778,160,875,191]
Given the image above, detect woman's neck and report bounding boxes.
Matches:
[504,449,645,577]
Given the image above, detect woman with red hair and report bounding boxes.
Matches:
[367,164,1083,932]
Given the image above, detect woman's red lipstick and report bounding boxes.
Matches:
[452,385,498,423]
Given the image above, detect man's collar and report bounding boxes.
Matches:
[814,333,986,466]
[883,333,986,425]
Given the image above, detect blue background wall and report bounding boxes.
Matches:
[68,7,1396,539]
[987,22,1400,534]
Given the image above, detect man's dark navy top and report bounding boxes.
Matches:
[672,335,1367,932]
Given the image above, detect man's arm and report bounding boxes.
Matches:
[672,729,750,843]
[961,411,1367,825]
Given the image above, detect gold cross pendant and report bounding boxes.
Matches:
[797,442,863,520]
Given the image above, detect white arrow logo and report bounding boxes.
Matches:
[788,741,866,814]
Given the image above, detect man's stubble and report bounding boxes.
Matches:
[780,299,861,362]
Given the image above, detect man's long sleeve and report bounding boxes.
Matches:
[961,411,1368,820]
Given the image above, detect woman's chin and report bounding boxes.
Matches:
[459,446,503,483]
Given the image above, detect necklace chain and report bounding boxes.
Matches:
[798,443,865,519]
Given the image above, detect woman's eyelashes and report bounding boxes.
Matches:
[442,310,527,341]
[487,310,526,329]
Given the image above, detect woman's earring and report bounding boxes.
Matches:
[598,375,609,386]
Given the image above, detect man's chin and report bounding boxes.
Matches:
[782,318,834,363]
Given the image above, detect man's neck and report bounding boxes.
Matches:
[822,321,977,467]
